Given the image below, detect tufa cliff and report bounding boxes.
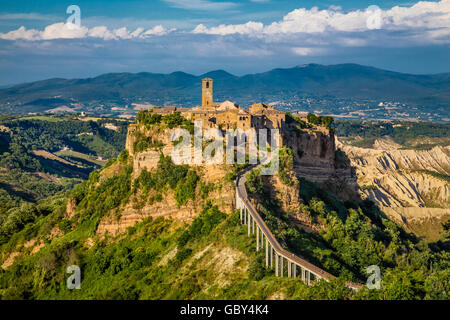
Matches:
[337,139,450,240]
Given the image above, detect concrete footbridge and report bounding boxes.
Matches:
[235,170,363,291]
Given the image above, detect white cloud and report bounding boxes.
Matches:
[113,27,135,39]
[40,23,89,40]
[193,22,264,35]
[143,25,176,36]
[88,26,116,40]
[164,0,237,11]
[0,23,89,41]
[0,26,40,41]
[0,23,175,41]
[291,47,324,56]
[1,0,449,47]
[192,0,450,43]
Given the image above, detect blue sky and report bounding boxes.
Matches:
[0,0,449,85]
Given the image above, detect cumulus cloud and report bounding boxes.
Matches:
[0,0,449,48]
[192,22,264,35]
[0,23,175,41]
[192,0,450,43]
[291,47,324,56]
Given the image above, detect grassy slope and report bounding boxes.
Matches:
[0,197,354,300]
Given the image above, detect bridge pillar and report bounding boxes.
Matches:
[301,268,305,282]
[248,214,251,236]
[280,256,283,277]
[239,208,242,224]
[256,226,259,251]
[265,238,269,267]
[287,261,291,277]
[293,264,297,278]
[275,254,279,276]
[270,246,273,268]
[252,217,255,235]
[306,270,310,286]
[261,230,264,248]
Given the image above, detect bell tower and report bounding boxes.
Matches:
[202,78,213,107]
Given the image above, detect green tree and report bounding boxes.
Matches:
[307,113,320,125]
[320,116,334,128]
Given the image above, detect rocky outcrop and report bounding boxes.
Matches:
[337,139,450,239]
[97,192,196,235]
[339,141,450,174]
[337,140,450,208]
[282,127,356,186]
[266,174,302,216]
[264,174,322,234]
[65,198,77,219]
[96,165,235,236]
[361,172,449,208]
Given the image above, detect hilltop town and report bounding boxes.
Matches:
[124,78,351,186]
[133,77,286,130]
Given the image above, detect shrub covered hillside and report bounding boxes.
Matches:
[0,147,448,300]
[245,161,449,300]
[1,153,361,300]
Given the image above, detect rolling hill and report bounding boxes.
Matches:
[0,64,449,120]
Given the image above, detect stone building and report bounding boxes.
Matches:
[202,78,214,108]
[143,78,285,132]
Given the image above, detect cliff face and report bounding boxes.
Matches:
[338,141,450,208]
[111,122,360,237]
[337,140,450,240]
[127,121,357,186]
[126,124,176,176]
[96,162,235,236]
[282,127,356,187]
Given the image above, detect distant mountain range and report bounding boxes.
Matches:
[0,64,449,121]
